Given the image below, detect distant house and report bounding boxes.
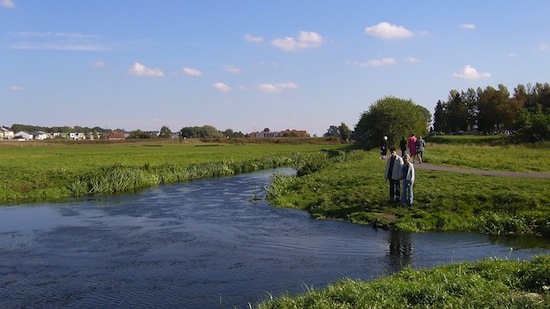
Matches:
[33,131,48,140]
[105,131,126,140]
[1,126,14,139]
[15,131,33,141]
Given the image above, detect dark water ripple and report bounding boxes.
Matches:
[0,168,548,308]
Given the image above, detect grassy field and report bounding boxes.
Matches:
[257,255,550,308]
[0,139,347,204]
[424,135,550,173]
[267,137,550,236]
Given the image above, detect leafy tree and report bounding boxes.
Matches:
[339,122,352,141]
[324,125,340,137]
[127,129,151,139]
[158,126,172,138]
[179,125,223,139]
[355,96,428,149]
[263,128,270,133]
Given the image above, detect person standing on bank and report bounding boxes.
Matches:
[415,136,426,164]
[401,154,415,206]
[385,149,403,202]
[408,134,417,162]
[380,136,389,159]
[399,136,407,158]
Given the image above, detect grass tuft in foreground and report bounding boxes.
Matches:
[256,255,550,308]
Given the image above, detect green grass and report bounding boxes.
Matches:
[0,139,346,204]
[256,255,550,308]
[266,149,550,236]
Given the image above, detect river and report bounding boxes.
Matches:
[0,168,548,308]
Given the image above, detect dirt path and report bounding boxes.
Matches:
[414,163,550,179]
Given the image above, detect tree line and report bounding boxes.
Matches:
[433,82,550,141]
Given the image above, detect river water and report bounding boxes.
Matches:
[0,168,548,308]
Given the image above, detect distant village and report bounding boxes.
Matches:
[0,125,310,141]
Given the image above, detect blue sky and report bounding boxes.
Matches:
[1,1,549,136]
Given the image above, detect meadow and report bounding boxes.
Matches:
[0,138,345,204]
[267,136,550,236]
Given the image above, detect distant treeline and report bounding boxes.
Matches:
[433,82,550,141]
[9,124,114,134]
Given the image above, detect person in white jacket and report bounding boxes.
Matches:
[385,149,403,202]
[401,154,415,206]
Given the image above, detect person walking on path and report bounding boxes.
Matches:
[401,154,415,206]
[408,134,417,163]
[385,149,404,202]
[380,136,389,159]
[415,136,426,164]
[399,136,407,158]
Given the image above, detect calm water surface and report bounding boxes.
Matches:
[1,168,548,308]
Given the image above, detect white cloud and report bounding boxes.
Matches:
[405,56,418,63]
[536,43,549,51]
[271,31,324,51]
[460,23,476,29]
[244,34,263,43]
[1,0,15,8]
[348,57,396,68]
[452,65,491,80]
[10,85,25,91]
[365,22,413,39]
[128,62,164,77]
[254,82,299,93]
[212,82,230,92]
[224,65,241,74]
[8,31,111,51]
[91,61,105,68]
[183,67,202,77]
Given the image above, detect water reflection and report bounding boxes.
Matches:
[386,230,413,272]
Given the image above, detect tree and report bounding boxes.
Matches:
[158,126,172,138]
[127,129,151,139]
[355,96,428,149]
[324,125,340,137]
[339,122,352,141]
[263,128,270,133]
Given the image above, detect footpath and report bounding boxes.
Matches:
[415,163,550,179]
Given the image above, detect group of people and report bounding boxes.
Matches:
[382,134,426,206]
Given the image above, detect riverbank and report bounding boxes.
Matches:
[257,255,550,308]
[0,140,346,204]
[266,145,550,236]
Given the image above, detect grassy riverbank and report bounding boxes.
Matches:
[257,255,550,308]
[0,139,346,204]
[267,138,550,236]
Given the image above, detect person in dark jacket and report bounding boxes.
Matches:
[399,136,407,158]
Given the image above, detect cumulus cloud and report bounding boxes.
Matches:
[271,31,324,51]
[224,65,241,74]
[460,23,476,29]
[452,65,491,80]
[212,82,230,92]
[254,82,299,93]
[365,22,413,39]
[183,67,202,77]
[10,85,25,91]
[128,62,164,77]
[405,56,418,63]
[1,0,15,8]
[91,60,105,68]
[244,34,263,43]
